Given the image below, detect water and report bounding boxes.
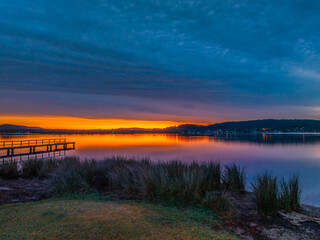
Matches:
[1,133,320,206]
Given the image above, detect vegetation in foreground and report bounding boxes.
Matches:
[0,157,301,216]
[0,195,239,240]
[251,172,301,216]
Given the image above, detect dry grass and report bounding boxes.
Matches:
[0,197,239,240]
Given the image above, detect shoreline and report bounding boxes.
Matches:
[1,178,320,240]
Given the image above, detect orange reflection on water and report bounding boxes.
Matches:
[0,133,249,161]
[1,134,212,148]
[1,133,319,162]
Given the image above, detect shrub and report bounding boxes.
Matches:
[0,160,19,179]
[279,175,301,211]
[251,172,278,216]
[223,164,245,191]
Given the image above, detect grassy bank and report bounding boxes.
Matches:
[0,195,239,240]
[0,157,301,216]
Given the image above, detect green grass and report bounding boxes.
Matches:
[0,195,239,240]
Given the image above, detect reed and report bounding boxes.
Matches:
[251,172,278,216]
[1,156,302,215]
[47,157,89,195]
[223,164,245,191]
[0,160,19,179]
[279,175,301,211]
[21,159,44,178]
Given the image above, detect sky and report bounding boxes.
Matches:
[0,0,320,129]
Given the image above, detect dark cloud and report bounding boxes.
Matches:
[0,0,319,120]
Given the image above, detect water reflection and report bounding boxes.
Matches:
[1,133,320,206]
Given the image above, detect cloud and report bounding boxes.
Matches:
[294,68,320,81]
[0,0,320,120]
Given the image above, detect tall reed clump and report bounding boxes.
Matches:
[251,172,301,216]
[251,172,278,216]
[37,159,60,179]
[0,160,19,179]
[279,175,301,211]
[48,157,90,195]
[107,157,150,194]
[20,158,61,179]
[223,164,246,191]
[135,161,222,206]
[59,157,224,209]
[21,159,44,178]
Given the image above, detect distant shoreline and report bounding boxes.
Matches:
[2,119,320,134]
[2,132,320,135]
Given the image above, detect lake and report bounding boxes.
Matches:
[1,133,320,206]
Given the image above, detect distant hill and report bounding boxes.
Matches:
[1,119,320,134]
[167,119,320,133]
[0,124,43,132]
[208,119,320,131]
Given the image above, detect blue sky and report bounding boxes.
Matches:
[0,0,320,123]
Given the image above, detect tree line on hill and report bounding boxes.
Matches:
[1,119,320,134]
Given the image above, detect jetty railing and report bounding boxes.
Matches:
[0,138,67,148]
[0,138,75,159]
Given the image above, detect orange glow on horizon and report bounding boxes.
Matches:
[0,115,198,130]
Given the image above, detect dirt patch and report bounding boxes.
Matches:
[0,179,49,204]
[225,192,320,240]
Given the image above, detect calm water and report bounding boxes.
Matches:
[1,133,320,206]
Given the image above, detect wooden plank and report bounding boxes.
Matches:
[0,148,71,159]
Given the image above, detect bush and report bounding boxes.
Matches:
[223,164,245,191]
[279,175,301,211]
[251,172,278,216]
[0,160,19,179]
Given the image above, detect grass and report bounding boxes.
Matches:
[251,172,278,216]
[279,175,301,211]
[21,159,44,178]
[251,172,301,216]
[0,195,239,240]
[44,157,226,211]
[223,164,245,191]
[0,160,19,179]
[0,157,302,216]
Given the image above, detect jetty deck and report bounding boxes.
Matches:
[0,138,75,159]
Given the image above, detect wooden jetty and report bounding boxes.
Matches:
[0,138,75,159]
